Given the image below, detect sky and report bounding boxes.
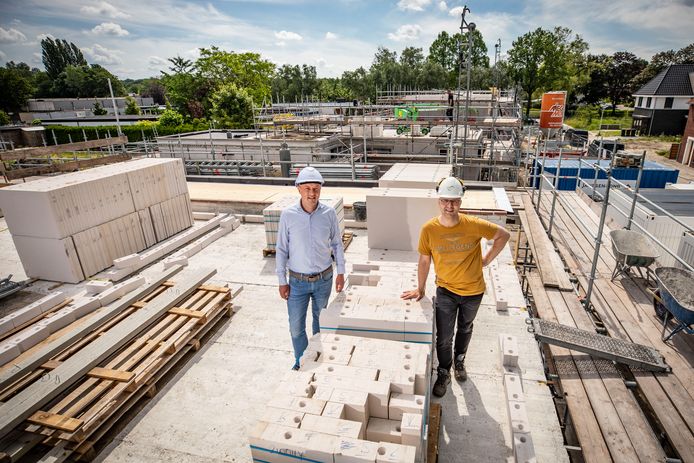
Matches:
[0,0,693,80]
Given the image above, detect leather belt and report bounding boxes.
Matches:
[288,266,333,282]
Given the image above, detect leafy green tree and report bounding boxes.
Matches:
[158,109,184,127]
[195,46,275,103]
[272,64,319,102]
[370,47,402,91]
[41,37,87,79]
[125,96,141,115]
[140,78,167,105]
[315,78,352,101]
[92,101,108,115]
[428,29,489,88]
[50,64,125,98]
[507,27,588,116]
[341,67,373,102]
[0,62,35,113]
[603,52,647,113]
[167,56,194,74]
[0,110,10,125]
[210,83,254,128]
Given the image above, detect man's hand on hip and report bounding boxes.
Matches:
[279,284,290,300]
[335,274,344,292]
[401,288,424,301]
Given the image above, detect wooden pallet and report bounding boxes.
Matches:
[263,231,355,257]
[0,279,240,461]
[427,402,442,463]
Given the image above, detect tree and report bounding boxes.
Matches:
[603,52,647,113]
[50,64,125,98]
[0,62,35,113]
[158,109,184,127]
[41,38,87,79]
[428,29,489,88]
[92,101,107,115]
[167,56,194,74]
[507,27,588,116]
[341,67,373,102]
[195,47,275,103]
[370,46,401,91]
[140,78,167,105]
[125,96,141,115]
[0,110,10,125]
[210,83,254,128]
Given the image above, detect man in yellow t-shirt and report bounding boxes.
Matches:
[402,177,510,398]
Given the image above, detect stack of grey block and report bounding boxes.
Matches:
[0,159,193,283]
[262,196,345,250]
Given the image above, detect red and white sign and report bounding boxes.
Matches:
[539,91,566,129]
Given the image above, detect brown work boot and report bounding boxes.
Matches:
[432,368,451,397]
[454,355,467,382]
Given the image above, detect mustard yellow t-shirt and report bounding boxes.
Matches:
[418,213,498,296]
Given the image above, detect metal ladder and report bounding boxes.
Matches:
[527,318,671,373]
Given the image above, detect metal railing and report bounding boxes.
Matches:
[526,147,694,310]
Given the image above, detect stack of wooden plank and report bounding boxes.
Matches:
[0,266,241,462]
[262,196,344,251]
[250,333,431,463]
[0,158,193,282]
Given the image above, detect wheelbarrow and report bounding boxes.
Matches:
[654,267,694,342]
[610,229,659,284]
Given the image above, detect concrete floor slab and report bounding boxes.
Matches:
[1,219,567,462]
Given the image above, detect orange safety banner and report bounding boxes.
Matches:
[539,92,566,129]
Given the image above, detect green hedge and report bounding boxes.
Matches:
[43,123,211,144]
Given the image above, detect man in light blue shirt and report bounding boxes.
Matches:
[276,166,345,370]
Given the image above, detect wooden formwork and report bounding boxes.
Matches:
[0,280,238,462]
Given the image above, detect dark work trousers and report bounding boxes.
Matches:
[435,286,484,372]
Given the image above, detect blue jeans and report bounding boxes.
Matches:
[287,272,333,365]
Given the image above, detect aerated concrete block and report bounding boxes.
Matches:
[329,388,369,424]
[333,437,380,463]
[260,407,304,428]
[85,280,113,295]
[15,324,51,351]
[513,432,537,463]
[68,296,101,319]
[114,253,140,269]
[39,307,76,333]
[500,334,519,367]
[266,395,326,416]
[366,418,402,444]
[507,400,531,434]
[163,255,188,269]
[388,393,425,421]
[250,422,338,463]
[375,441,417,463]
[504,374,525,402]
[301,414,364,440]
[322,402,346,420]
[0,342,21,366]
[274,380,313,398]
[400,413,422,450]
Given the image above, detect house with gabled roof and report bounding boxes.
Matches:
[631,64,694,136]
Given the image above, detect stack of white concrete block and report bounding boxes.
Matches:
[351,117,384,138]
[366,189,438,251]
[0,158,193,283]
[263,196,345,250]
[105,213,237,281]
[0,276,144,366]
[484,239,527,311]
[378,163,452,189]
[499,333,537,463]
[250,333,431,462]
[320,263,434,344]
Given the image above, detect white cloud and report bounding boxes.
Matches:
[438,1,448,12]
[325,32,338,40]
[449,6,465,16]
[147,55,168,70]
[388,24,422,41]
[80,1,130,19]
[32,52,42,65]
[0,27,27,44]
[316,57,327,68]
[397,0,431,12]
[91,22,130,36]
[36,33,55,41]
[274,30,302,41]
[275,41,287,47]
[83,43,123,65]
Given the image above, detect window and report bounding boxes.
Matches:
[638,97,643,107]
[646,97,652,108]
[664,97,674,109]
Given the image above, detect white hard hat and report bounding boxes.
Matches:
[437,177,465,199]
[295,166,324,186]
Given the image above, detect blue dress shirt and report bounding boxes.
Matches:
[275,200,346,285]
